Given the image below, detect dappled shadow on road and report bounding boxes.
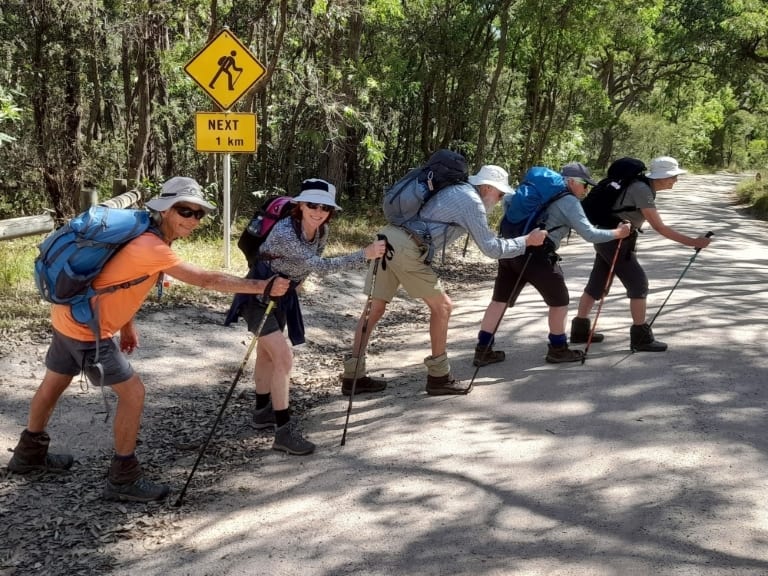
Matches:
[2,173,766,575]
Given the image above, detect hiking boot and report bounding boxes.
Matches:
[341,375,387,396]
[8,452,74,474]
[273,420,315,456]
[7,430,73,474]
[425,373,472,396]
[252,400,276,430]
[103,476,170,503]
[630,323,667,352]
[473,345,505,367]
[570,317,604,344]
[545,344,584,364]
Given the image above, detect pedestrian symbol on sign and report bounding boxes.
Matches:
[185,28,267,111]
[209,51,244,91]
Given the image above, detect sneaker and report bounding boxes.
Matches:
[473,345,505,367]
[103,476,170,503]
[545,344,584,364]
[341,375,387,396]
[253,400,276,430]
[7,452,74,474]
[273,420,315,456]
[425,373,472,396]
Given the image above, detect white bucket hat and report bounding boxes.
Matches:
[292,178,342,211]
[468,165,514,195]
[647,156,687,179]
[146,177,216,213]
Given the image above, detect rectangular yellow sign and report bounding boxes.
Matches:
[194,112,257,153]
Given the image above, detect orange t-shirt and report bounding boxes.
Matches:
[51,232,181,340]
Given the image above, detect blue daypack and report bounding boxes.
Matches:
[503,166,569,234]
[34,205,153,334]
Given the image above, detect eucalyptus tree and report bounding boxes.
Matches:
[502,0,607,176]
[0,0,101,219]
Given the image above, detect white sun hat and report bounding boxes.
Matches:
[468,165,514,195]
[291,178,341,210]
[646,156,687,179]
[146,177,216,213]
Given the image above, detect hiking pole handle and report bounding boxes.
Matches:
[695,231,714,254]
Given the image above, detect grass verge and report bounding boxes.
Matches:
[735,178,768,218]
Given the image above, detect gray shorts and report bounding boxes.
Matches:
[46,329,134,386]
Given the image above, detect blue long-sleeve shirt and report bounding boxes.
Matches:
[544,193,616,250]
[415,183,527,259]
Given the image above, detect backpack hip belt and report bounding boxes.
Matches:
[397,224,435,266]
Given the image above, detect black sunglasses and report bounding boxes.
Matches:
[305,202,334,213]
[174,205,207,220]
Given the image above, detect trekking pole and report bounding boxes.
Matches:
[340,257,381,447]
[649,231,714,327]
[174,297,276,507]
[467,250,534,388]
[581,237,623,365]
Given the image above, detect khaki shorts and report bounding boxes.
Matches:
[365,225,444,301]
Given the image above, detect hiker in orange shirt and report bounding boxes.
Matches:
[7,177,289,503]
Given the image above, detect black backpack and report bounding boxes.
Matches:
[582,157,650,228]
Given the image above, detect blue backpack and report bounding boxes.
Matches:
[503,166,569,234]
[34,205,153,335]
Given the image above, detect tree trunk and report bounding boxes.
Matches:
[27,2,83,219]
[476,8,509,170]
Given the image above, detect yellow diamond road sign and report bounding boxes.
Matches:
[185,29,266,111]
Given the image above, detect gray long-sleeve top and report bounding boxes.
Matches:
[544,193,617,250]
[416,183,527,259]
[259,216,367,282]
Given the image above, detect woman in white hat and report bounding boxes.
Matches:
[230,178,385,456]
[573,156,712,352]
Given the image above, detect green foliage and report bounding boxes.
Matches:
[614,113,681,161]
[1,0,768,223]
[0,237,37,289]
[735,178,768,217]
[0,86,21,147]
